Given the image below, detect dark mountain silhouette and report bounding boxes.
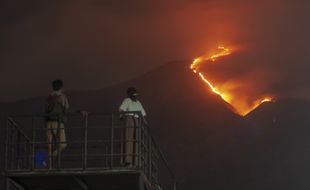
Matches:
[1,61,309,190]
[245,99,310,190]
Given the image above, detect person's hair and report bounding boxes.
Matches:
[52,80,63,91]
[127,87,137,96]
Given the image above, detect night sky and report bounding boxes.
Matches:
[0,0,309,102]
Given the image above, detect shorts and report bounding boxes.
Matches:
[46,121,66,144]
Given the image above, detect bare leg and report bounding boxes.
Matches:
[52,124,67,156]
[125,117,132,166]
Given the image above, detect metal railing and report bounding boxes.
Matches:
[4,112,176,190]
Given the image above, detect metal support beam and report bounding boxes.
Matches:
[83,115,88,170]
[72,176,90,190]
[5,177,10,190]
[139,174,145,190]
[6,177,27,190]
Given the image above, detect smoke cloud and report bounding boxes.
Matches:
[0,0,309,101]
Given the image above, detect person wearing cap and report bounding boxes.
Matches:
[119,87,147,167]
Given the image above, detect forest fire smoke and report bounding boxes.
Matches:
[190,46,274,116]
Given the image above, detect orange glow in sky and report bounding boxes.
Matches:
[190,46,274,116]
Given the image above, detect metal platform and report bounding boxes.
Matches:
[3,112,176,190]
[6,170,151,190]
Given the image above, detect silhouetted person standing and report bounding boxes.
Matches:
[119,87,147,167]
[45,79,86,168]
[45,80,69,167]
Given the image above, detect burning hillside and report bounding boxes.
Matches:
[190,46,274,116]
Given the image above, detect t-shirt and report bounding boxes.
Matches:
[48,91,69,110]
[119,98,146,117]
[45,91,69,122]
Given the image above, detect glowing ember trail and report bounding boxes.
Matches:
[190,46,274,116]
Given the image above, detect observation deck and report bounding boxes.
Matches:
[3,112,176,190]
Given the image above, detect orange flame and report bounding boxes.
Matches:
[191,46,274,116]
[250,97,274,112]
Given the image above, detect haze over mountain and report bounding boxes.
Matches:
[1,61,310,190]
[1,0,309,102]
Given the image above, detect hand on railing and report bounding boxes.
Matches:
[142,117,148,125]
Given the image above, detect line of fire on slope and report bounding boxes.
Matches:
[3,112,176,190]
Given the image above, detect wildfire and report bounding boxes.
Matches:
[251,97,274,112]
[190,46,274,116]
[191,46,231,72]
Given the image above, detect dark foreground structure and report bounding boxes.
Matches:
[3,112,176,190]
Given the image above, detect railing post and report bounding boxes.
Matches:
[57,119,62,170]
[173,179,177,190]
[16,131,21,169]
[138,113,144,171]
[141,123,145,173]
[148,132,152,183]
[5,177,10,190]
[24,138,27,170]
[22,137,25,170]
[83,115,88,170]
[5,118,9,171]
[110,112,114,168]
[31,117,36,171]
[120,120,124,166]
[138,119,141,170]
[10,127,14,170]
